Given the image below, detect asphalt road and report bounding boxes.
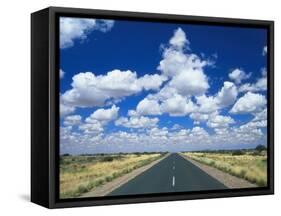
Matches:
[109,153,227,196]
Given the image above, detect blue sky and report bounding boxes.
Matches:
[59,17,267,154]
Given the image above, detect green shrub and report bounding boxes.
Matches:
[255,145,266,152]
[232,150,244,156]
[77,185,89,194]
[101,156,114,162]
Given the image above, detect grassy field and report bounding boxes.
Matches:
[183,150,267,187]
[60,153,164,198]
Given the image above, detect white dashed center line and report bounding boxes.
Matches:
[172,176,175,187]
[173,166,175,170]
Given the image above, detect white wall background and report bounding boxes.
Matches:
[0,0,279,214]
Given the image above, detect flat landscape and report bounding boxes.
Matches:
[60,149,267,198]
[183,150,267,187]
[60,153,164,198]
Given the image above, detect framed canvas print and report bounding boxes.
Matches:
[31,6,274,208]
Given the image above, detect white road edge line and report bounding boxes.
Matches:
[172,176,175,187]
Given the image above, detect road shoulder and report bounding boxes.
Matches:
[179,153,257,189]
[80,153,171,198]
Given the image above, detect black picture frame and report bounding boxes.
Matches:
[31,6,274,209]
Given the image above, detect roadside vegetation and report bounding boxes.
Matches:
[60,152,165,198]
[183,146,267,187]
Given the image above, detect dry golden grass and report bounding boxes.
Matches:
[60,153,163,198]
[183,151,267,187]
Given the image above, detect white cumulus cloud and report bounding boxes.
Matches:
[262,46,267,56]
[77,105,119,135]
[160,94,197,116]
[135,98,161,116]
[61,70,166,108]
[193,81,237,115]
[229,68,251,84]
[253,108,267,122]
[169,67,209,96]
[60,17,114,49]
[230,92,266,114]
[190,112,210,123]
[239,69,267,93]
[137,74,167,91]
[157,28,210,96]
[63,115,82,126]
[79,121,104,134]
[85,105,119,125]
[132,93,197,117]
[115,116,159,128]
[60,69,65,79]
[60,102,75,117]
[169,28,190,49]
[207,112,235,128]
[195,94,218,114]
[216,81,238,108]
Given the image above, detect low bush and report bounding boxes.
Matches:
[232,150,244,156]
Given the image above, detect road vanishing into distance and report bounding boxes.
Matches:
[109,153,227,196]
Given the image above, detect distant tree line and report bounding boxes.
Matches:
[182,144,267,155]
[61,151,169,157]
[61,145,267,157]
